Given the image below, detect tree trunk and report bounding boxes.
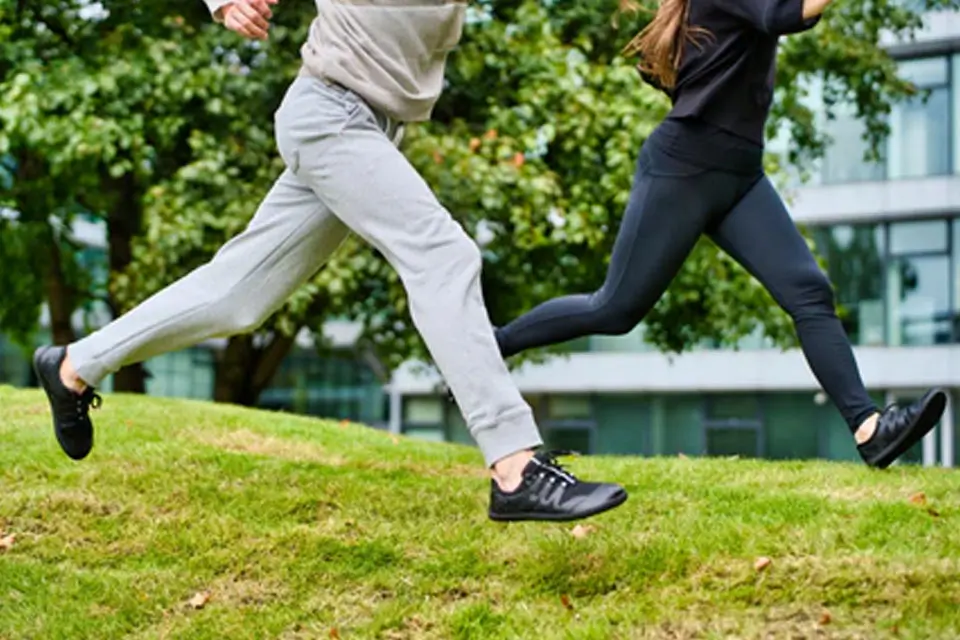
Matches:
[214,333,297,407]
[105,171,146,393]
[44,233,76,346]
[16,151,77,346]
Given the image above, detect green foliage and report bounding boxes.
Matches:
[2,0,957,374]
[0,217,44,343]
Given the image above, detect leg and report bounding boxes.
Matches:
[275,79,539,468]
[36,168,350,460]
[495,146,727,359]
[276,77,627,521]
[709,177,948,468]
[67,170,350,386]
[707,176,877,432]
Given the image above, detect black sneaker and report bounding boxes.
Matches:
[32,345,101,461]
[858,388,947,469]
[489,450,627,522]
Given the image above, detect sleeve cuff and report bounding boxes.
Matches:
[204,0,233,22]
[767,0,820,35]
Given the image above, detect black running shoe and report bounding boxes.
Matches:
[489,450,627,522]
[33,345,101,460]
[858,388,947,469]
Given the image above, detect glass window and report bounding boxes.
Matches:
[954,219,960,331]
[900,57,949,87]
[544,427,593,454]
[887,57,950,180]
[820,104,886,184]
[706,395,760,420]
[890,220,949,255]
[404,397,443,424]
[821,56,953,183]
[887,91,950,178]
[953,54,960,175]
[813,224,886,346]
[886,255,952,345]
[706,427,759,457]
[404,427,446,442]
[548,395,592,419]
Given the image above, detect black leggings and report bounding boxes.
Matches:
[495,120,878,432]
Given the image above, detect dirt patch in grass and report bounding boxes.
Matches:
[191,429,349,467]
[638,608,878,640]
[191,427,486,479]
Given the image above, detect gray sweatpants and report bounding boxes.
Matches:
[69,76,543,466]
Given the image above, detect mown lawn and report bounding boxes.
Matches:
[1,384,959,639]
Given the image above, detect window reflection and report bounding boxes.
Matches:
[820,105,885,185]
[886,220,952,345]
[818,55,954,183]
[886,256,952,345]
[887,58,950,179]
[814,224,886,346]
[890,219,948,255]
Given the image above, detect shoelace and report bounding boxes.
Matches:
[537,450,580,484]
[879,402,917,430]
[76,388,103,416]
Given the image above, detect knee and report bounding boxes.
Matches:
[219,301,273,336]
[594,314,639,336]
[421,231,483,282]
[589,296,645,336]
[783,268,836,320]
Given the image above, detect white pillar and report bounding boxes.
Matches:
[923,423,938,468]
[885,391,903,467]
[941,388,955,468]
[387,374,403,435]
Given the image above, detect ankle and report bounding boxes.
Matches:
[59,351,88,394]
[854,413,880,445]
[491,449,534,493]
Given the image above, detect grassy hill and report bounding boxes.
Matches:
[1,384,959,639]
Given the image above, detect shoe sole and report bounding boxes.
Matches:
[866,389,947,470]
[488,489,628,523]
[32,346,92,461]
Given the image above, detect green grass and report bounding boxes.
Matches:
[1,384,959,639]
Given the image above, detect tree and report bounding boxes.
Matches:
[2,0,955,406]
[0,0,315,397]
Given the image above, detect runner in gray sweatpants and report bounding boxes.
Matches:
[32,0,627,522]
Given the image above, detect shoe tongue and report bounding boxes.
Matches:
[522,452,552,477]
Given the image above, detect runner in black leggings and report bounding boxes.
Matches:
[495,0,948,468]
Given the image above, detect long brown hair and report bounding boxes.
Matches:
[619,0,711,89]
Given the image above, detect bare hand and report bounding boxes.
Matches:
[222,0,278,41]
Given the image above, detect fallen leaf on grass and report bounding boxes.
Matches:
[754,557,771,572]
[909,492,927,505]
[570,524,596,539]
[560,594,574,611]
[188,591,211,610]
[819,611,832,625]
[339,420,350,429]
[390,435,400,445]
[927,507,941,518]
[329,628,341,639]
[0,533,16,552]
